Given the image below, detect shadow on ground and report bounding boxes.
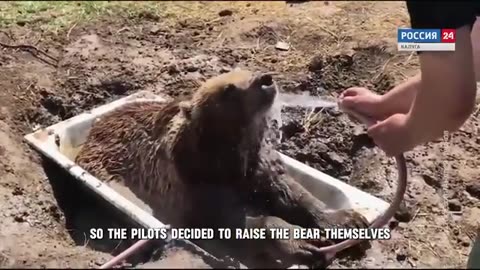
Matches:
[41,158,159,266]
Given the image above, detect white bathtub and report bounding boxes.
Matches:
[24,91,389,268]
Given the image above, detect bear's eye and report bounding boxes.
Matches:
[221,83,237,99]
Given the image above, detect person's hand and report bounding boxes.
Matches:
[338,87,388,121]
[366,113,416,156]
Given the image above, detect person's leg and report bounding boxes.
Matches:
[471,17,480,81]
[467,231,480,269]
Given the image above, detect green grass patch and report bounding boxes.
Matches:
[1,1,115,31]
[0,1,292,37]
[0,1,219,34]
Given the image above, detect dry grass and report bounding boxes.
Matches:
[0,1,308,31]
[0,1,415,81]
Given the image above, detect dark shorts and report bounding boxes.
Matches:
[406,1,480,30]
[406,1,480,55]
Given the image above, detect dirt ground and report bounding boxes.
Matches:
[1,1,480,268]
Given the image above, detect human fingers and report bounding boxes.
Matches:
[339,95,360,108]
[339,95,376,120]
[366,120,390,154]
[339,87,374,100]
[339,88,362,99]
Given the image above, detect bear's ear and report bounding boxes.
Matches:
[179,101,193,120]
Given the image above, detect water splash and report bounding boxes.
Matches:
[265,91,285,144]
[265,91,339,145]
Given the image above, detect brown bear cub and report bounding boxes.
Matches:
[76,69,369,267]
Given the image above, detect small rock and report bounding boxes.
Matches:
[14,215,24,223]
[275,41,290,51]
[167,64,179,75]
[150,26,162,35]
[185,65,198,72]
[327,152,344,165]
[219,66,232,73]
[394,202,414,222]
[397,222,408,229]
[328,108,342,117]
[396,253,407,262]
[4,164,14,174]
[388,219,399,230]
[307,55,323,72]
[461,236,471,247]
[218,9,233,17]
[466,183,480,199]
[352,133,375,150]
[448,199,462,212]
[421,174,441,189]
[12,187,23,196]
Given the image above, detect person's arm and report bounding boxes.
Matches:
[404,1,478,143]
[407,26,477,142]
[379,74,420,115]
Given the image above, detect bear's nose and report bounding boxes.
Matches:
[255,73,277,103]
[257,74,273,87]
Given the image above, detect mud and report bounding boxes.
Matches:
[0,1,479,269]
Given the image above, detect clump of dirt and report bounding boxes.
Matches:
[283,45,396,96]
[278,107,357,177]
[241,23,289,46]
[16,26,232,128]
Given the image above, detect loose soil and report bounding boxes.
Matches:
[0,1,479,268]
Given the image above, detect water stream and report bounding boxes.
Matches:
[277,92,338,109]
[266,91,340,144]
